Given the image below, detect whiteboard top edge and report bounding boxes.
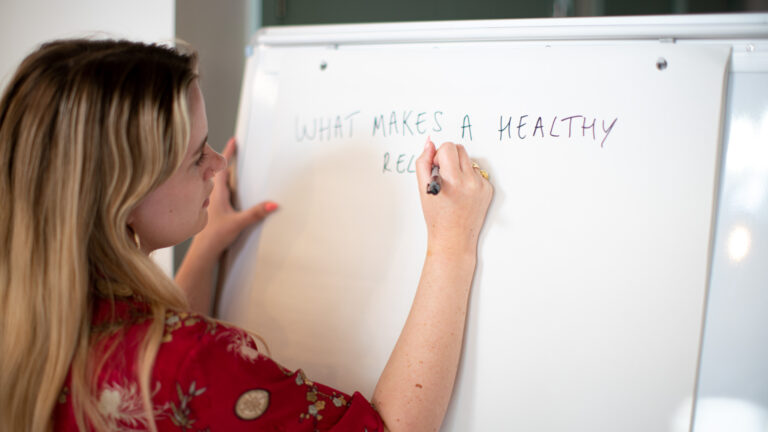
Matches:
[250,13,768,46]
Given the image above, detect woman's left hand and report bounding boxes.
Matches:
[194,137,278,258]
[177,137,277,314]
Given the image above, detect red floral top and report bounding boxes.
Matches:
[53,297,384,431]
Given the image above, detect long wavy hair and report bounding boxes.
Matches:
[0,39,198,431]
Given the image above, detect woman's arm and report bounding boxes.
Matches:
[372,139,493,431]
[175,138,277,315]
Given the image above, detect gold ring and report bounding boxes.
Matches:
[472,162,489,180]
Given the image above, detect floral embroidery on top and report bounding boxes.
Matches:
[217,329,263,363]
[98,379,168,432]
[169,381,206,431]
[331,394,347,408]
[302,389,327,421]
[295,369,314,386]
[163,311,216,343]
[293,369,350,423]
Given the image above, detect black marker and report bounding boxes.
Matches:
[426,165,441,195]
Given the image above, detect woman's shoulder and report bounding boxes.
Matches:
[156,308,272,369]
[160,308,225,344]
[87,297,383,431]
[90,296,267,374]
[92,295,242,339]
[97,298,269,367]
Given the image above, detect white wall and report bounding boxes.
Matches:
[0,0,175,91]
[0,0,175,275]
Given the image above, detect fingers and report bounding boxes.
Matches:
[211,169,232,208]
[433,142,461,183]
[415,137,437,190]
[213,142,234,186]
[417,139,480,191]
[456,144,472,174]
[426,141,491,198]
[456,144,488,187]
[235,201,279,230]
[212,138,238,202]
[222,137,237,163]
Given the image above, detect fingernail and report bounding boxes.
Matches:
[424,136,431,150]
[265,202,278,212]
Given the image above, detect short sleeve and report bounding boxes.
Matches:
[168,323,384,431]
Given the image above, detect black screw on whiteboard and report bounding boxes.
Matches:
[656,58,668,71]
[320,61,327,71]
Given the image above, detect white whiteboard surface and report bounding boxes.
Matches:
[219,16,765,432]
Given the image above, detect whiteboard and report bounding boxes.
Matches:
[219,15,768,432]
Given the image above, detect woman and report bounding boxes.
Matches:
[0,39,492,431]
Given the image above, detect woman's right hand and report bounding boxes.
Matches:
[415,138,493,256]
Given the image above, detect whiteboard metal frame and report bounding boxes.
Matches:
[253,14,768,46]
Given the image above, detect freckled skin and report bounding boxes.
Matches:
[373,139,492,431]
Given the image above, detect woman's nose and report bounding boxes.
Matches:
[206,149,227,180]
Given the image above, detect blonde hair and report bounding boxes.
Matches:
[0,39,198,431]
